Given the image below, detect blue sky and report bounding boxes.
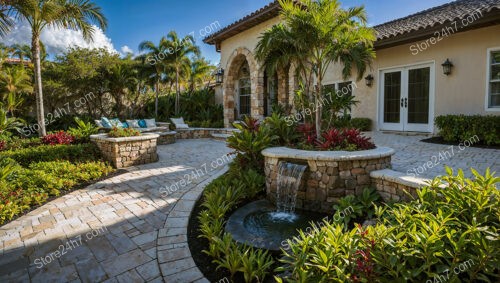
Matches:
[93,0,452,64]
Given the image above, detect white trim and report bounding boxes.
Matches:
[485,47,500,111]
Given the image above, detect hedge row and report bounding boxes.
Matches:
[435,115,499,145]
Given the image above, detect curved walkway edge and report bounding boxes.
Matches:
[157,166,228,283]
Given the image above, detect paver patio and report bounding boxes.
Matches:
[0,134,498,283]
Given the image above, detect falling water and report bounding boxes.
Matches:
[276,162,307,213]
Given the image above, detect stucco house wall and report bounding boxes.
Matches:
[216,10,500,132]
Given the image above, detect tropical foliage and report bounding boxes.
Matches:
[255,0,376,138]
[277,168,500,282]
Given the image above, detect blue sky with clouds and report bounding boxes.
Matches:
[2,0,453,63]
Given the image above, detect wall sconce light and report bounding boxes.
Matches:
[365,74,374,87]
[215,68,225,84]
[441,59,453,76]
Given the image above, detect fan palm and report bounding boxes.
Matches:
[255,0,375,138]
[7,0,107,136]
[0,105,24,135]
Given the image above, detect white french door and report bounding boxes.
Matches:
[379,63,435,132]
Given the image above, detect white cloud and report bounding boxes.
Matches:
[120,45,134,56]
[0,19,118,55]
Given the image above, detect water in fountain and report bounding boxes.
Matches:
[276,162,307,214]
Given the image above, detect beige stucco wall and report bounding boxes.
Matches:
[220,17,282,71]
[218,17,500,132]
[334,24,500,132]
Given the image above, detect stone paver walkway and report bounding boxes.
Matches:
[0,139,231,283]
[0,133,498,283]
[368,132,499,179]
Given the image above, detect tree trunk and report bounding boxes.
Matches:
[155,81,159,118]
[315,70,323,139]
[32,34,46,136]
[175,67,180,116]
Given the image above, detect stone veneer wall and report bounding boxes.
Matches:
[175,128,238,139]
[90,134,159,169]
[370,169,431,202]
[262,147,395,213]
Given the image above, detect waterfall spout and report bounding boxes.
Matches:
[276,162,307,213]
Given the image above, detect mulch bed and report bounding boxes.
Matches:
[420,137,500,150]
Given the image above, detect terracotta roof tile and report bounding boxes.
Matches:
[205,0,500,46]
[374,0,500,40]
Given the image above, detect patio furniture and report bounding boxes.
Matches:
[96,117,171,133]
[170,117,190,129]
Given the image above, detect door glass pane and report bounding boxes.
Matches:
[239,78,251,117]
[407,67,430,124]
[384,72,401,123]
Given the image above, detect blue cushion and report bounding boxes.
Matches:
[111,118,124,128]
[123,121,129,128]
[138,119,147,128]
[101,117,112,128]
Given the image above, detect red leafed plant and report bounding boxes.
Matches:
[297,123,317,145]
[350,224,376,282]
[42,131,75,145]
[0,140,5,151]
[313,128,375,151]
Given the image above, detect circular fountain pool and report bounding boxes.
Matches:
[225,200,326,250]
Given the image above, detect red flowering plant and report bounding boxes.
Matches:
[350,224,377,282]
[41,131,75,145]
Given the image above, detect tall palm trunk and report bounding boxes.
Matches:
[32,34,46,137]
[175,67,180,116]
[155,81,159,118]
[315,68,323,139]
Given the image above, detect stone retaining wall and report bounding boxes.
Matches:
[175,128,238,139]
[370,169,431,202]
[262,147,395,213]
[91,134,159,168]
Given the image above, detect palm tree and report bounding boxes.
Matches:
[255,0,375,138]
[188,55,215,93]
[106,63,137,118]
[11,44,30,63]
[7,0,107,136]
[0,65,32,114]
[0,1,13,38]
[138,37,171,118]
[164,31,200,115]
[11,42,47,65]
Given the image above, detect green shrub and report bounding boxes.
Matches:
[435,115,500,145]
[0,143,100,167]
[278,168,500,282]
[108,127,141,138]
[198,170,274,282]
[227,116,275,172]
[0,160,113,224]
[1,136,42,151]
[68,117,99,143]
[265,113,301,146]
[350,118,372,131]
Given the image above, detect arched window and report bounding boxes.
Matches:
[236,61,251,118]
